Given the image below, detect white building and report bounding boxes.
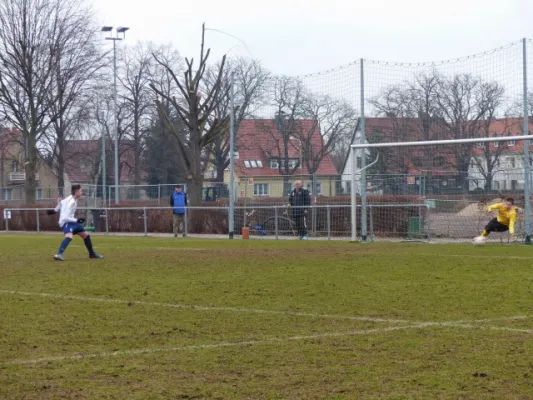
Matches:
[468,141,529,192]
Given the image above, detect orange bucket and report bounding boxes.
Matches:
[241,227,249,240]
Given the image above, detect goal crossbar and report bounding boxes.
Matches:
[351,134,533,149]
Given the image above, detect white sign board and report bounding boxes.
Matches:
[3,209,11,219]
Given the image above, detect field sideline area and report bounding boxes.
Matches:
[2,235,533,399]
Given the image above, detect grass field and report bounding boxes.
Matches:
[2,234,533,399]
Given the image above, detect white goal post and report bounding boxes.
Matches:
[350,134,533,242]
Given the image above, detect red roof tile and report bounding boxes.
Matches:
[234,119,338,177]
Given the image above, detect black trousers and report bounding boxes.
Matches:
[484,218,509,234]
[293,215,308,236]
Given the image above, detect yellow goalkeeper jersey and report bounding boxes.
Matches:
[488,203,517,234]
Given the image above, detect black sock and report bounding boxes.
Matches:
[84,235,95,256]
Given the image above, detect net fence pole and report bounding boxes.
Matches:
[350,146,357,241]
[228,72,236,239]
[360,58,368,242]
[523,38,532,244]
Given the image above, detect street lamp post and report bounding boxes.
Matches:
[101,26,129,204]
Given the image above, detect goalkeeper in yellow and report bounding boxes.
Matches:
[474,198,518,243]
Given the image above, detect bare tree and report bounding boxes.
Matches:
[206,58,270,181]
[255,77,306,194]
[150,24,230,205]
[46,10,105,193]
[469,81,508,191]
[144,44,186,189]
[436,73,486,190]
[370,72,443,175]
[369,72,508,194]
[297,94,356,177]
[0,0,102,204]
[118,42,160,185]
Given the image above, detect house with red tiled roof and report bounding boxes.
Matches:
[223,119,339,198]
[342,116,533,195]
[0,128,70,202]
[341,117,480,195]
[64,139,136,184]
[468,118,533,192]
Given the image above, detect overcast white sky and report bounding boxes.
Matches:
[92,0,533,76]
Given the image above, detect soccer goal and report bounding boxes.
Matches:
[350,134,533,243]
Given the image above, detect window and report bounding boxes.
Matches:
[356,157,362,169]
[80,162,92,173]
[35,189,43,200]
[512,180,518,191]
[508,140,516,147]
[315,182,322,195]
[270,158,299,169]
[287,159,299,169]
[253,183,269,197]
[493,141,499,148]
[11,160,18,172]
[476,142,484,148]
[3,188,12,201]
[245,160,263,168]
[494,181,500,190]
[508,157,516,168]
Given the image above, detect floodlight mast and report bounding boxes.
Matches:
[101,25,130,204]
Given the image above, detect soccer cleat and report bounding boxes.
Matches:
[89,254,104,259]
[302,235,309,240]
[473,235,486,244]
[54,254,65,261]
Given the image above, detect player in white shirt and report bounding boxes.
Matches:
[47,185,103,261]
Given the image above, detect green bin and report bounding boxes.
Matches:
[408,216,421,237]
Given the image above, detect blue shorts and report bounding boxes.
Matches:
[62,222,85,235]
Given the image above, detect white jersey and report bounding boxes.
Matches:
[54,195,79,227]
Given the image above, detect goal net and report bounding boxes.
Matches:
[350,134,533,243]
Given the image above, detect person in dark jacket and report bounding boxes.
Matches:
[170,185,187,237]
[288,180,311,239]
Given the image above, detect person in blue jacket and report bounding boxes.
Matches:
[170,185,187,237]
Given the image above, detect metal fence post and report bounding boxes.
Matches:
[274,206,279,239]
[360,58,368,242]
[369,205,374,242]
[105,208,109,234]
[228,72,236,239]
[184,206,189,237]
[143,207,147,236]
[243,184,248,228]
[36,209,39,232]
[158,184,161,205]
[522,38,532,244]
[350,147,357,242]
[327,205,331,240]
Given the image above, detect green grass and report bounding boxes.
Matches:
[2,234,533,399]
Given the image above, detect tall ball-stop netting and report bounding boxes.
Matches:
[350,41,533,242]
